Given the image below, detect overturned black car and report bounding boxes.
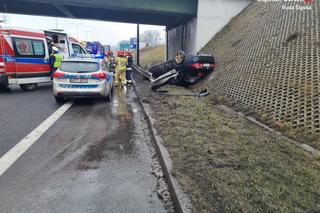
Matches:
[148,51,216,86]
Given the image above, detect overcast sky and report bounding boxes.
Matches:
[0,13,165,46]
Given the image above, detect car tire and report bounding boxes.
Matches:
[20,83,38,91]
[105,89,112,102]
[55,96,64,104]
[0,83,8,90]
[173,51,185,66]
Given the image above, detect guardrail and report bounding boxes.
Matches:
[132,64,179,89]
[132,64,152,80]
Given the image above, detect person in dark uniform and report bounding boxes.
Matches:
[126,51,133,84]
[46,36,55,55]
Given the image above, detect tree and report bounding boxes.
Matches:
[141,30,161,47]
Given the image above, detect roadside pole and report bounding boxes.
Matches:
[137,24,140,66]
[166,27,169,61]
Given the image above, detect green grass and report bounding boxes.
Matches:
[140,84,320,213]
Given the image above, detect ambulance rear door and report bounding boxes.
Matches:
[0,31,16,81]
[44,31,69,59]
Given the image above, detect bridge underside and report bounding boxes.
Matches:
[1,0,198,28]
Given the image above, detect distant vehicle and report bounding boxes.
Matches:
[149,51,216,85]
[52,58,113,103]
[86,41,105,57]
[0,27,87,91]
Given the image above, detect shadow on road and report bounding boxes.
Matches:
[0,83,52,94]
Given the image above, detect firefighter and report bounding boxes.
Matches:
[50,46,62,78]
[115,51,128,86]
[107,51,116,73]
[103,53,109,70]
[126,51,133,84]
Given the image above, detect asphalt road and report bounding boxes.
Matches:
[0,85,168,213]
[0,83,60,157]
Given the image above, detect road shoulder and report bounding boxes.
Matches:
[133,74,320,213]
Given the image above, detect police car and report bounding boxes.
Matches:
[52,58,113,103]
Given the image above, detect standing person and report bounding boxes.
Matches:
[126,51,133,84]
[103,53,109,70]
[107,51,116,74]
[115,51,128,86]
[46,36,54,55]
[50,46,62,79]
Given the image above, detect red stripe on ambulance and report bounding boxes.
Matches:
[9,30,45,38]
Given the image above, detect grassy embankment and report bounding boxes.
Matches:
[134,0,320,210]
[135,82,320,213]
[139,45,165,68]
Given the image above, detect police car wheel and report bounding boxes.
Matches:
[105,89,112,102]
[20,83,38,91]
[55,96,64,104]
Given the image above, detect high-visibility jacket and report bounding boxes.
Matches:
[51,54,63,68]
[115,56,127,72]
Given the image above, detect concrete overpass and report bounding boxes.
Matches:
[1,0,198,29]
[1,0,251,59]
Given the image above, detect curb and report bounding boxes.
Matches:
[132,82,192,213]
[237,112,320,158]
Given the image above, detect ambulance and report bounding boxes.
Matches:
[0,27,87,91]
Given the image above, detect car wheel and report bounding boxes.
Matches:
[173,51,185,66]
[55,96,65,104]
[20,83,38,91]
[0,83,8,90]
[105,89,112,102]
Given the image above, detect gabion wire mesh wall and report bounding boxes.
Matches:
[204,0,319,133]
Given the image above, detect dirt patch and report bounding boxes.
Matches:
[133,73,320,212]
[284,32,300,44]
[84,136,109,162]
[76,164,99,171]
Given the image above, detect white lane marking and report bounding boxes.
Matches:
[0,102,73,177]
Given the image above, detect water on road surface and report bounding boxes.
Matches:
[0,85,169,213]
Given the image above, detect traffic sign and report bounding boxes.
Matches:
[130,37,137,49]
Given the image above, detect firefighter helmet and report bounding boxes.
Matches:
[126,51,133,56]
[117,51,125,57]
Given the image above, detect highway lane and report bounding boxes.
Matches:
[0,83,60,157]
[0,86,168,213]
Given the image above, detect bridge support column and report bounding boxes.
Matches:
[136,24,140,66]
[167,0,251,60]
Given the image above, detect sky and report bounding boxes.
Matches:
[0,13,166,46]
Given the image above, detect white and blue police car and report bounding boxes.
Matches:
[53,57,113,103]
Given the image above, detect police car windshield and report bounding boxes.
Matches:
[59,61,100,73]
